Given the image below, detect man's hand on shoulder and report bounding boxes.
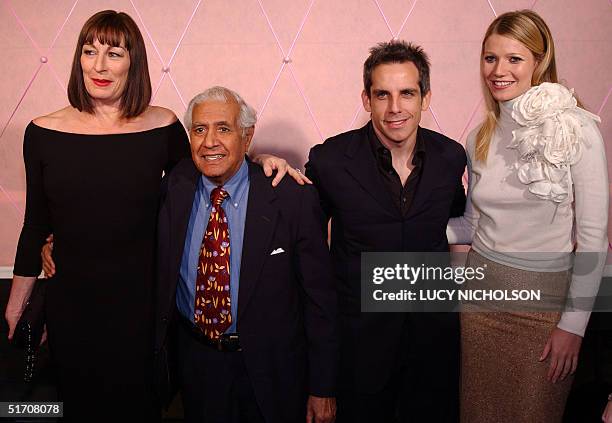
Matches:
[252,153,312,187]
[306,395,336,423]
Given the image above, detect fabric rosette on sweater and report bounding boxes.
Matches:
[508,82,601,203]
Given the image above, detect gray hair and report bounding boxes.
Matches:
[184,86,258,137]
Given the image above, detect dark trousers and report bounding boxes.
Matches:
[177,323,265,423]
[336,313,460,423]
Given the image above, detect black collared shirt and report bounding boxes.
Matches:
[367,122,425,217]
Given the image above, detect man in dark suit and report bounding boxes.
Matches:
[304,41,466,422]
[154,86,338,423]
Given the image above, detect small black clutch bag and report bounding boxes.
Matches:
[12,279,47,382]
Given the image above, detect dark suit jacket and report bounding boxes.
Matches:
[154,159,338,422]
[305,122,466,394]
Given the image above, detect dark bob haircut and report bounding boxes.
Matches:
[67,10,151,118]
[363,40,431,98]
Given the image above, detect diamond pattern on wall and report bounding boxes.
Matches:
[130,0,200,61]
[400,0,495,140]
[0,0,610,266]
[290,0,408,137]
[250,69,323,168]
[488,0,539,15]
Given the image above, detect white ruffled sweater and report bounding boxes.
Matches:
[447,86,609,336]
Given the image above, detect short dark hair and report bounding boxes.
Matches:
[363,40,431,98]
[67,10,151,118]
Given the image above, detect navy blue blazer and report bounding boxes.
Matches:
[154,159,338,422]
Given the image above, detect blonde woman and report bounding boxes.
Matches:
[447,10,608,422]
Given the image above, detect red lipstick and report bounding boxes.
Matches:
[92,78,111,87]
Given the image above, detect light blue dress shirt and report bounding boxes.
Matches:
[176,160,249,333]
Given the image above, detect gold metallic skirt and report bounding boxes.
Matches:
[460,250,573,423]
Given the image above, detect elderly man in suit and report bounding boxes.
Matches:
[154,86,338,423]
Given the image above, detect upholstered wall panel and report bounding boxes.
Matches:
[0,0,610,268]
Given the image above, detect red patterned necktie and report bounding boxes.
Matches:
[194,186,232,340]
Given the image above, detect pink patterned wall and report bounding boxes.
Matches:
[0,0,610,268]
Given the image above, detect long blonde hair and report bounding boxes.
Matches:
[475,10,558,162]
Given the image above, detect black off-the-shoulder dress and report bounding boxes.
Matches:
[13,120,189,421]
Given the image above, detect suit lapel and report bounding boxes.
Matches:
[344,124,397,215]
[237,162,278,321]
[168,161,200,302]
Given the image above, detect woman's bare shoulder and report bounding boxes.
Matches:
[143,106,178,127]
[32,107,77,130]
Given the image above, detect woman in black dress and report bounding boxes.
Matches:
[4,10,189,420]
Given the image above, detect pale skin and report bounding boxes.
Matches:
[483,33,582,383]
[603,397,612,423]
[5,276,36,341]
[307,395,336,423]
[255,154,312,186]
[361,62,431,185]
[5,38,177,342]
